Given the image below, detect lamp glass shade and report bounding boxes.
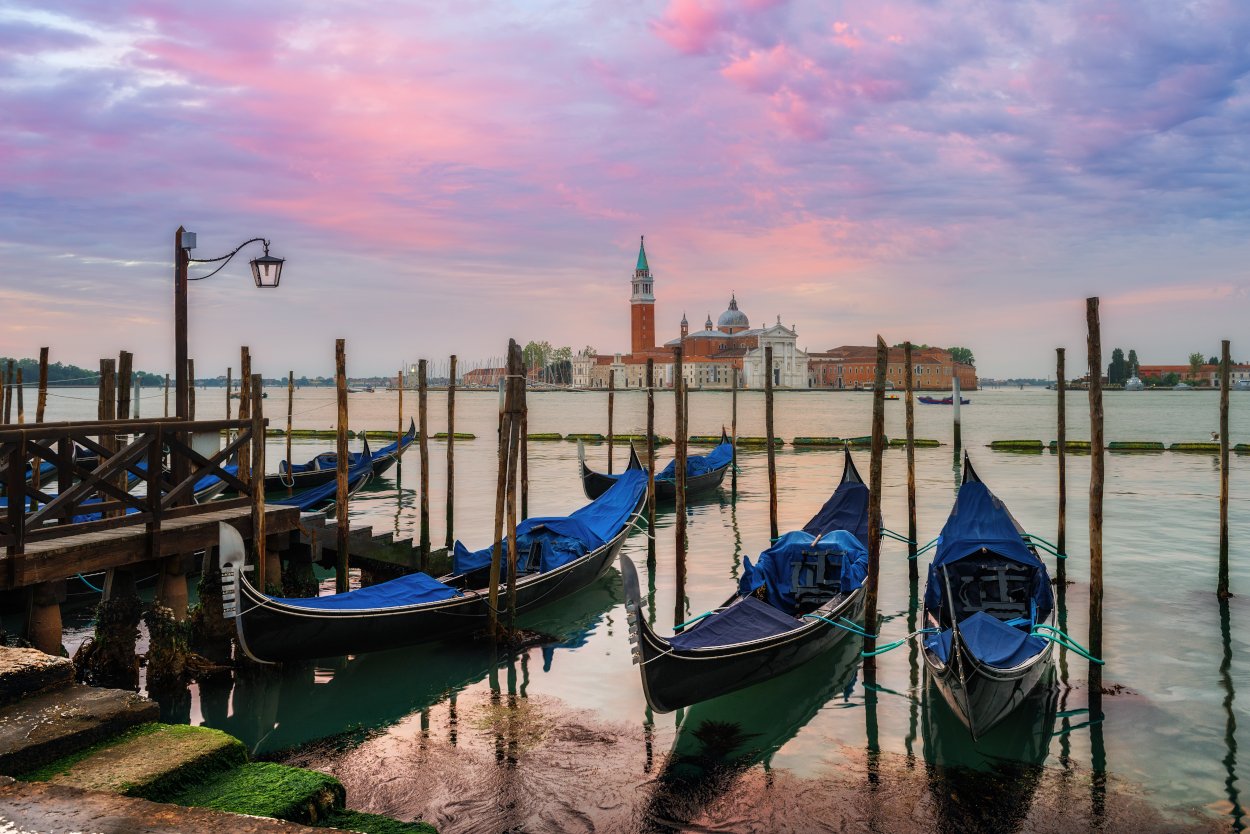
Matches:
[250,254,284,288]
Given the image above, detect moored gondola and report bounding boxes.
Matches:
[580,429,732,501]
[262,419,415,493]
[220,465,648,662]
[622,447,871,713]
[920,456,1055,738]
[918,395,971,405]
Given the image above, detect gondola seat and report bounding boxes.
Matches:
[668,596,801,650]
[925,611,1047,669]
[941,558,1037,624]
[739,530,868,615]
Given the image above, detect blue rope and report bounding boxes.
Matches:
[1031,624,1104,664]
[803,613,876,639]
[76,573,104,593]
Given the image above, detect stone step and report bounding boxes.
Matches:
[0,684,158,777]
[42,724,246,800]
[0,647,74,708]
[166,761,345,826]
[0,776,342,833]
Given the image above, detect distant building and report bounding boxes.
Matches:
[462,367,505,387]
[1138,363,1250,386]
[808,346,978,391]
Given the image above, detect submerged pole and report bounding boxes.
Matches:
[674,346,687,628]
[863,336,887,667]
[646,358,656,562]
[765,345,778,541]
[419,359,430,569]
[335,339,349,594]
[1086,298,1104,697]
[446,354,457,549]
[1056,348,1067,585]
[1219,339,1231,599]
[904,342,917,579]
[608,371,615,474]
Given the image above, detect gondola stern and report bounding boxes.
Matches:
[217,522,276,665]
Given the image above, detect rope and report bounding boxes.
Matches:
[1031,624,1104,664]
[673,611,715,630]
[802,613,875,638]
[880,528,915,544]
[911,537,939,559]
[1023,534,1067,559]
[860,626,940,657]
[76,572,104,593]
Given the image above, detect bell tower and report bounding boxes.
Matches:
[630,235,655,354]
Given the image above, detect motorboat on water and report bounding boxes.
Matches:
[1124,376,1144,391]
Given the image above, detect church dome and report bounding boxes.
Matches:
[716,294,749,332]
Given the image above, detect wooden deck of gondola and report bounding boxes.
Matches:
[0,504,301,591]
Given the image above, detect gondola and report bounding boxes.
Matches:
[580,429,732,501]
[220,464,648,663]
[262,419,414,493]
[622,447,871,713]
[920,456,1055,738]
[266,438,375,512]
[918,395,971,405]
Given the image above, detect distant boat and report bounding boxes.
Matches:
[919,396,971,405]
[1174,382,1192,391]
[230,391,267,399]
[1124,376,1144,391]
[346,385,375,394]
[1235,380,1250,391]
[884,394,900,400]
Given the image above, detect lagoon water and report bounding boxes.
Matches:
[24,385,1250,831]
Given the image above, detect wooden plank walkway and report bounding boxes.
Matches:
[0,505,300,591]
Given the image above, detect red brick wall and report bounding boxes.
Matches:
[631,303,654,354]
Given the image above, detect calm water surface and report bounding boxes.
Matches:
[28,386,1250,831]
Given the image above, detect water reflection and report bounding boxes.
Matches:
[167,572,622,754]
[640,634,861,831]
[1221,597,1245,831]
[923,672,1058,834]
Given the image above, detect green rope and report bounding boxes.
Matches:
[1031,624,1104,664]
[861,627,940,657]
[803,613,875,639]
[674,611,714,630]
[880,528,915,544]
[1023,534,1068,559]
[911,537,939,559]
[77,573,104,593]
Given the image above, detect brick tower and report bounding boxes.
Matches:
[630,235,655,354]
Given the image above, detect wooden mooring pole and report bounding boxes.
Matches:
[1219,339,1231,599]
[226,367,232,420]
[952,372,962,454]
[608,372,615,474]
[646,358,656,562]
[904,342,917,579]
[335,339,349,594]
[1057,348,1067,585]
[731,367,738,495]
[863,337,887,669]
[520,368,529,521]
[1086,298,1105,698]
[396,367,404,471]
[15,369,23,424]
[187,359,195,420]
[674,346,687,628]
[285,371,294,470]
[252,373,275,591]
[35,348,48,424]
[237,349,250,489]
[446,355,457,549]
[765,345,778,541]
[419,359,430,569]
[3,359,12,423]
[163,373,170,417]
[506,345,524,630]
[488,341,518,638]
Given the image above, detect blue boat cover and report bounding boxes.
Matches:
[657,440,733,481]
[269,570,460,610]
[452,468,647,575]
[668,595,801,650]
[271,451,373,510]
[737,530,868,614]
[923,478,1053,619]
[193,465,238,494]
[801,471,870,545]
[924,611,1047,669]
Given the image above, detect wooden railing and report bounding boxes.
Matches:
[0,418,261,556]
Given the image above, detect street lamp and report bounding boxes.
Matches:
[174,227,285,420]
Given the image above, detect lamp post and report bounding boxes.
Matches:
[174,227,284,420]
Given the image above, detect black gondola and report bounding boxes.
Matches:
[580,428,732,501]
[262,418,416,493]
[622,447,871,713]
[920,456,1056,738]
[220,466,648,663]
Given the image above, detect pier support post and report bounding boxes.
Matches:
[27,581,66,657]
[15,369,23,424]
[1219,339,1231,598]
[226,367,232,420]
[446,355,457,549]
[505,344,524,629]
[765,346,778,541]
[863,337,887,671]
[904,342,917,580]
[520,367,528,521]
[1057,348,1067,585]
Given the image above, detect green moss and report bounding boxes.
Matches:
[1108,441,1165,451]
[322,809,437,834]
[1170,442,1221,452]
[167,762,345,825]
[687,435,724,445]
[1048,440,1092,453]
[527,432,563,440]
[736,436,784,447]
[990,440,1044,450]
[888,438,941,447]
[433,432,476,440]
[1236,444,1250,454]
[791,437,842,446]
[362,430,400,440]
[19,722,164,782]
[565,433,605,441]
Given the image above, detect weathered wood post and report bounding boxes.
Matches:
[35,348,48,424]
[1056,348,1067,585]
[1219,339,1231,599]
[226,367,233,420]
[446,354,457,549]
[731,367,738,494]
[1086,297,1104,699]
[488,342,518,638]
[163,373,170,417]
[395,367,404,473]
[2,359,12,423]
[520,367,529,521]
[674,347,687,628]
[952,372,962,453]
[608,371,615,474]
[187,359,195,419]
[335,339,350,593]
[116,352,132,434]
[646,358,657,562]
[905,342,917,579]
[285,371,294,471]
[419,359,430,569]
[15,369,23,424]
[765,345,778,541]
[506,345,525,629]
[237,350,250,490]
[132,373,140,419]
[252,373,278,591]
[863,337,888,670]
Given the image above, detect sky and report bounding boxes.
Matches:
[1,0,1248,379]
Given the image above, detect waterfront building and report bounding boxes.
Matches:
[808,346,978,390]
[1138,363,1250,387]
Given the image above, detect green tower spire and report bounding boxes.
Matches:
[636,235,649,273]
